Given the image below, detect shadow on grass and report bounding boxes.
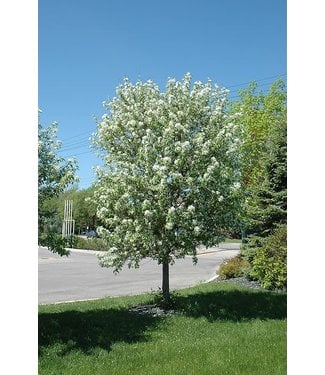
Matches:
[173,287,287,322]
[39,307,163,357]
[39,287,286,357]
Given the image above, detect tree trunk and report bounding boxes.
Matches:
[162,259,170,305]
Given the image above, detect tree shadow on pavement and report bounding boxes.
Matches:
[39,307,163,357]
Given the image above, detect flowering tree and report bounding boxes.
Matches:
[93,74,242,303]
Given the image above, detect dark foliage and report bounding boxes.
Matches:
[246,118,287,238]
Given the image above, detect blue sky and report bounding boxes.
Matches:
[39,0,286,189]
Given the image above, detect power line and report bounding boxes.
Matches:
[60,140,91,152]
[224,73,286,89]
[59,150,95,157]
[228,79,287,99]
[62,136,92,148]
[228,80,287,100]
[61,129,95,143]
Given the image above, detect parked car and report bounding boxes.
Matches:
[86,230,100,239]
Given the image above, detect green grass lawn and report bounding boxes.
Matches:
[224,238,242,244]
[39,282,286,375]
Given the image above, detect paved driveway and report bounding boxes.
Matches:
[38,244,240,304]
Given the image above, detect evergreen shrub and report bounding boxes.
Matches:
[249,225,287,290]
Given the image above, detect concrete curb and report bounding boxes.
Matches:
[65,247,102,255]
[205,274,220,283]
[39,296,108,306]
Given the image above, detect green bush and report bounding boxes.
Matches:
[73,236,109,251]
[249,225,287,290]
[218,255,250,279]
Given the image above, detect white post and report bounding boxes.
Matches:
[62,200,74,239]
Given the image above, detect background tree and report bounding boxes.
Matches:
[38,113,78,255]
[232,81,287,289]
[230,80,287,236]
[246,109,287,237]
[92,74,242,304]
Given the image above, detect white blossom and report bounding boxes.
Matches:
[207,165,214,174]
[182,141,190,149]
[168,206,176,214]
[92,73,242,277]
[187,205,195,212]
[165,222,174,230]
[194,226,201,234]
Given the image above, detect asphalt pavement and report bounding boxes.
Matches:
[38,243,240,304]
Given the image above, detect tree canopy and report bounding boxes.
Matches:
[92,74,243,303]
